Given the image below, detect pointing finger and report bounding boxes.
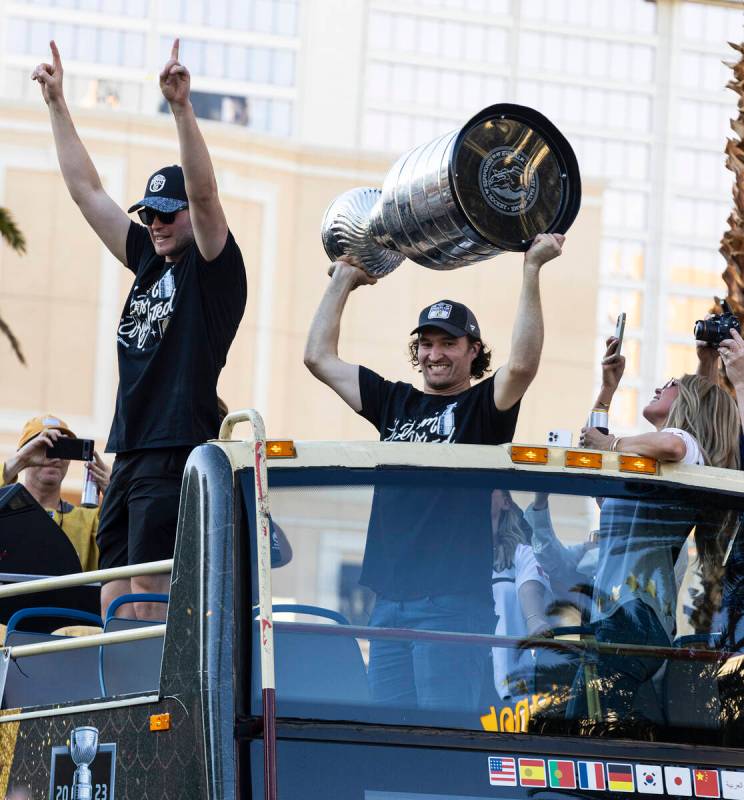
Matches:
[171,38,179,61]
[50,40,61,69]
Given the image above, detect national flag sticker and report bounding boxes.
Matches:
[721,770,744,800]
[636,764,664,795]
[607,763,635,793]
[549,760,576,790]
[578,761,606,791]
[665,767,693,797]
[695,769,720,798]
[488,756,517,787]
[519,758,547,788]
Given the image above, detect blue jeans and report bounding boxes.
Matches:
[367,593,494,714]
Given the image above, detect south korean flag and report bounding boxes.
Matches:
[636,765,664,795]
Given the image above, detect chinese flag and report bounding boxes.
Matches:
[694,770,720,798]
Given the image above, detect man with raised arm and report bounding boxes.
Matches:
[32,40,247,621]
[304,235,563,716]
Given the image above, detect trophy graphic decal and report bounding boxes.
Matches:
[321,103,581,277]
[70,726,99,800]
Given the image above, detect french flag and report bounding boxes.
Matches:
[579,761,607,791]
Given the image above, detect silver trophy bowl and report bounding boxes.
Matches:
[70,726,99,800]
[321,103,581,277]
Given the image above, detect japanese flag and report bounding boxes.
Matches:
[666,767,693,797]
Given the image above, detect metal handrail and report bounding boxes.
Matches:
[0,560,173,600]
[275,621,733,664]
[6,624,166,659]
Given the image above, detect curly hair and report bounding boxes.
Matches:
[407,335,492,380]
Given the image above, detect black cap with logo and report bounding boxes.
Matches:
[127,165,189,214]
[411,300,481,339]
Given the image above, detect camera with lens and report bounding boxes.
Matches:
[694,299,741,347]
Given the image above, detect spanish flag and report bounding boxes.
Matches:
[519,758,547,788]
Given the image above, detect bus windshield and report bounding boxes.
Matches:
[243,465,744,747]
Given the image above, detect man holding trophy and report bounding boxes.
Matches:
[305,235,563,717]
[306,103,578,717]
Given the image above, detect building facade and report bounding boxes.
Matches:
[0,0,740,494]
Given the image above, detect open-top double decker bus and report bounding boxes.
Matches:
[0,409,743,799]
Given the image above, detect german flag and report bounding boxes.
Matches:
[608,763,635,792]
[519,759,547,788]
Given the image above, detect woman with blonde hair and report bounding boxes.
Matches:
[573,341,740,721]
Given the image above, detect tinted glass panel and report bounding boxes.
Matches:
[243,467,744,747]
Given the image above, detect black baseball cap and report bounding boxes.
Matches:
[127,165,188,214]
[411,300,481,339]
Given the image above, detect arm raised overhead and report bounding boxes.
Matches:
[160,39,228,263]
[304,258,377,413]
[32,41,130,265]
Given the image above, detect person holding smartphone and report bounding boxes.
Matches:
[31,39,247,621]
[0,414,110,571]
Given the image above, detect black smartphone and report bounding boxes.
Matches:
[46,438,94,462]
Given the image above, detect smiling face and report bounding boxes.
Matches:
[643,378,680,428]
[416,327,480,394]
[147,208,194,262]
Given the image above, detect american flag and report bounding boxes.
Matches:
[489,756,517,786]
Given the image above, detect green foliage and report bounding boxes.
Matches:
[0,207,27,255]
[0,206,26,364]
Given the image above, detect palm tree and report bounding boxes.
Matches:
[721,42,744,318]
[0,207,26,364]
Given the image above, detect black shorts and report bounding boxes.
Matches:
[96,447,192,571]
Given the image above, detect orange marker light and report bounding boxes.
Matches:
[266,440,297,458]
[618,455,658,475]
[510,446,549,465]
[150,713,171,732]
[565,451,602,469]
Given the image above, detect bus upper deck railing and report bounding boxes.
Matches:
[0,559,173,600]
[0,560,173,674]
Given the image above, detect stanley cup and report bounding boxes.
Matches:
[70,726,99,800]
[321,104,581,277]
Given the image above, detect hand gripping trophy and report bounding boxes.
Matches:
[321,104,581,276]
[70,726,99,800]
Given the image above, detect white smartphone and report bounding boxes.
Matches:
[614,312,626,355]
[547,429,572,447]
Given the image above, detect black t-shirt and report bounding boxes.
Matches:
[357,366,521,601]
[106,223,246,453]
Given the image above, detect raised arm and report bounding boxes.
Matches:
[581,428,688,462]
[304,259,376,412]
[492,233,564,411]
[32,41,129,265]
[593,336,626,411]
[160,39,227,262]
[718,328,744,429]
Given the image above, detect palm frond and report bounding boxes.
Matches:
[0,313,25,365]
[721,42,744,318]
[0,207,26,255]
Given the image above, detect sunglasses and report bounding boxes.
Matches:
[660,378,679,391]
[137,207,184,226]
